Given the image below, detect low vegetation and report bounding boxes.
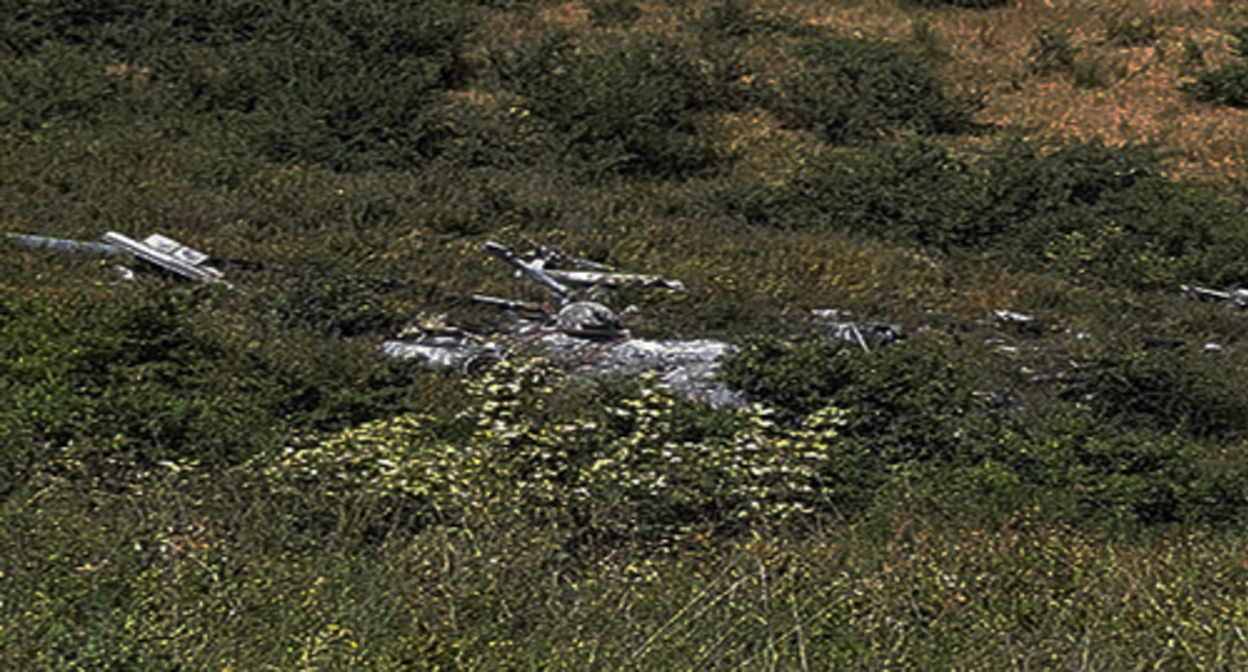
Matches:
[6,0,1248,667]
[1185,25,1248,108]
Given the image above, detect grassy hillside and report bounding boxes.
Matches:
[6,0,1248,667]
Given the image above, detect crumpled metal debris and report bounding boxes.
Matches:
[382,328,742,406]
[381,337,503,376]
[993,309,1034,323]
[383,239,743,407]
[808,309,903,352]
[383,313,505,375]
[529,333,742,408]
[5,232,127,256]
[7,230,230,287]
[101,232,228,286]
[1182,284,1248,308]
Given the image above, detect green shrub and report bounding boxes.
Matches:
[696,0,825,40]
[265,269,405,338]
[0,0,473,172]
[0,289,243,467]
[421,93,545,170]
[984,143,1248,287]
[260,358,873,539]
[0,0,152,57]
[0,43,129,131]
[1056,349,1248,438]
[587,0,642,28]
[993,412,1248,528]
[0,284,419,477]
[834,340,977,463]
[1179,37,1208,76]
[720,336,857,419]
[765,139,1248,288]
[1186,63,1248,107]
[722,336,975,463]
[248,334,416,435]
[1183,26,1248,107]
[717,334,1248,529]
[154,0,470,172]
[1028,29,1078,77]
[783,140,989,247]
[1024,28,1113,88]
[1104,9,1164,47]
[910,0,1011,7]
[769,39,980,145]
[498,36,731,179]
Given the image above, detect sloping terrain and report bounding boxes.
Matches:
[6,0,1248,667]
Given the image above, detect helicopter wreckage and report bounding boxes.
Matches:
[378,239,910,408]
[6,230,904,407]
[381,239,750,407]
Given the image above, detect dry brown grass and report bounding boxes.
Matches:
[488,0,1248,190]
[772,0,1248,186]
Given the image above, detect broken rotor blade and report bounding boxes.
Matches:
[543,269,686,292]
[483,240,574,303]
[1182,284,1248,308]
[462,293,551,316]
[5,232,127,256]
[101,231,229,286]
[523,236,615,272]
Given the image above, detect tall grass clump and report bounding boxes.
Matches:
[720,335,1248,529]
[910,0,1011,7]
[587,0,642,28]
[1184,25,1248,107]
[0,284,418,477]
[0,0,475,173]
[497,35,740,180]
[754,139,1248,289]
[769,38,980,145]
[260,358,869,540]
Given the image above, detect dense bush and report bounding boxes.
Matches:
[755,139,1248,288]
[0,285,416,476]
[781,140,1158,246]
[1186,64,1248,108]
[150,0,471,171]
[0,0,473,172]
[780,140,989,247]
[985,412,1248,527]
[769,39,980,145]
[1184,25,1248,107]
[265,269,406,337]
[910,0,1011,7]
[1027,29,1079,78]
[696,0,825,40]
[1057,348,1248,438]
[497,36,736,179]
[0,43,132,130]
[261,358,877,538]
[719,335,1248,528]
[587,0,642,28]
[0,0,152,57]
[723,336,975,462]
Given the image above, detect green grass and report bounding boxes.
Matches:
[7,474,1248,668]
